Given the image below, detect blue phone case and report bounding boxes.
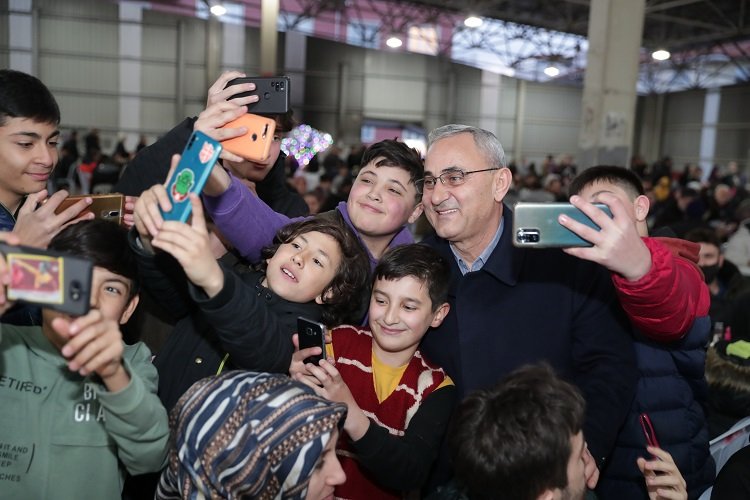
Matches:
[161,131,222,222]
[513,202,614,248]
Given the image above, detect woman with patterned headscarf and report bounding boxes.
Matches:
[156,371,347,499]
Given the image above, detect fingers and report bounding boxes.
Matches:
[187,194,207,232]
[195,101,248,140]
[18,190,48,217]
[206,70,256,107]
[292,333,300,350]
[134,184,171,238]
[164,154,182,187]
[558,211,602,246]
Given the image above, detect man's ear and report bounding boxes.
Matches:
[430,302,450,328]
[119,294,140,325]
[633,194,650,222]
[407,202,424,224]
[493,167,513,203]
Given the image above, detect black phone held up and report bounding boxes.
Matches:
[225,76,290,115]
[0,243,92,316]
[297,316,326,365]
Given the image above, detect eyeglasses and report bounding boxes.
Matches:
[422,168,501,190]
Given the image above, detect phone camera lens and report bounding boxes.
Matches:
[70,281,82,301]
[263,91,270,100]
[251,133,258,141]
[306,328,313,335]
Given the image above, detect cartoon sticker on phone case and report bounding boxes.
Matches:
[7,254,63,304]
[198,141,216,164]
[171,169,195,203]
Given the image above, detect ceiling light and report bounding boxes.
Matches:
[544,66,560,77]
[210,3,227,16]
[386,36,403,48]
[464,16,483,28]
[651,49,671,61]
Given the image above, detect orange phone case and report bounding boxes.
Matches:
[221,113,276,162]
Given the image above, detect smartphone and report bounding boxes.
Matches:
[54,193,125,226]
[221,113,276,162]
[225,76,290,115]
[639,413,661,449]
[297,316,327,365]
[0,243,92,316]
[161,131,222,223]
[513,202,613,248]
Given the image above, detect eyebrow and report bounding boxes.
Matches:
[372,288,424,305]
[360,169,409,192]
[11,130,60,140]
[298,234,331,264]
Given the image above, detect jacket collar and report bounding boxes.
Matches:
[432,204,524,287]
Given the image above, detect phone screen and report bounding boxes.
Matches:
[297,317,326,365]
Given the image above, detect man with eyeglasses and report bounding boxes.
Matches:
[418,124,638,496]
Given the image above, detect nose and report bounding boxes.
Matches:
[427,179,450,207]
[384,303,399,325]
[366,183,382,202]
[327,455,347,487]
[291,252,304,267]
[35,143,56,168]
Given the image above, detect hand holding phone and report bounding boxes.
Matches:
[54,193,125,226]
[161,131,222,223]
[297,317,327,365]
[514,202,613,248]
[225,76,290,115]
[0,243,92,316]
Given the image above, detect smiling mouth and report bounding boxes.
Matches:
[281,267,297,281]
[359,202,382,214]
[435,208,458,215]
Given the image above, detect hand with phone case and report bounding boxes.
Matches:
[558,193,654,282]
[151,194,225,298]
[220,113,277,162]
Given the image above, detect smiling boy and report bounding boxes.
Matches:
[0,220,169,499]
[0,70,93,249]
[291,244,455,498]
[197,139,424,268]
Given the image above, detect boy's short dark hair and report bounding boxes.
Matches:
[360,140,424,197]
[0,69,60,127]
[684,227,722,250]
[260,213,370,325]
[373,244,450,311]
[261,109,295,134]
[48,220,139,298]
[568,165,645,200]
[449,363,585,500]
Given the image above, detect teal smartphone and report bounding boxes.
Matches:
[161,131,222,223]
[513,202,613,248]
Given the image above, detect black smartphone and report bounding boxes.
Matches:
[513,202,614,248]
[225,76,290,115]
[0,243,92,316]
[297,316,326,365]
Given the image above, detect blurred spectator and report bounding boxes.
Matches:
[84,127,101,160]
[347,144,366,169]
[685,228,750,336]
[518,174,554,202]
[62,129,79,162]
[303,189,323,214]
[724,199,750,268]
[112,136,130,167]
[630,154,648,179]
[543,174,566,202]
[135,134,148,153]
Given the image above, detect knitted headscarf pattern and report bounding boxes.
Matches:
[156,371,347,500]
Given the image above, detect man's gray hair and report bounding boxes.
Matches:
[428,124,506,168]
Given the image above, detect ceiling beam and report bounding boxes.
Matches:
[644,0,705,14]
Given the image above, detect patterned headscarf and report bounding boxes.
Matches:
[156,371,347,499]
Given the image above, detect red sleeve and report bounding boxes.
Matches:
[611,237,710,342]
